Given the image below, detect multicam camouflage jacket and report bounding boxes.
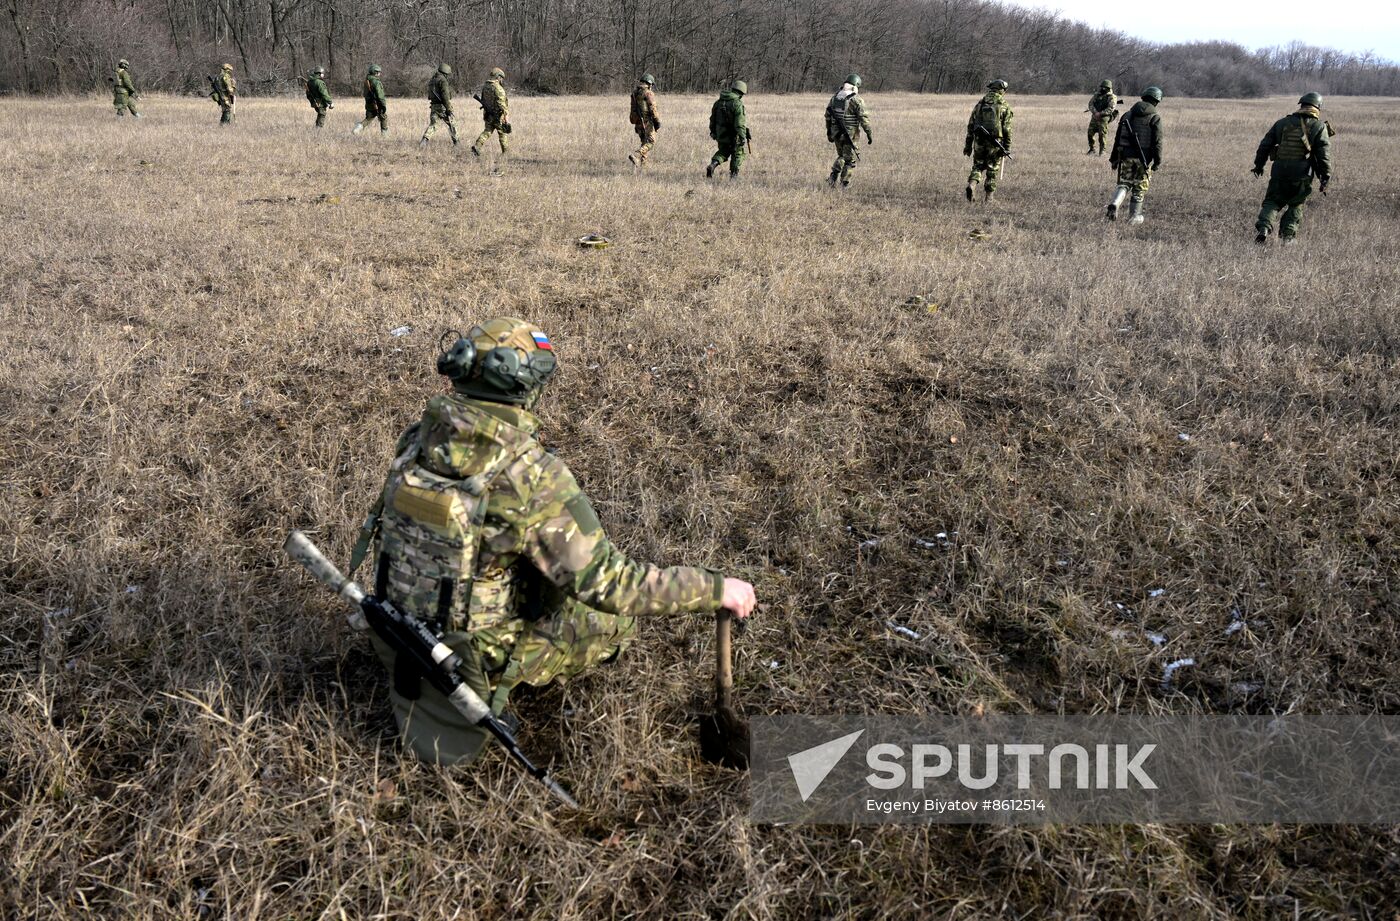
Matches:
[966,90,1013,147]
[630,84,660,128]
[373,393,723,668]
[114,66,137,99]
[480,78,508,121]
[1088,89,1117,122]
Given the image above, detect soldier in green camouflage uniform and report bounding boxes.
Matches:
[214,63,236,125]
[420,64,458,146]
[305,66,333,128]
[471,67,511,163]
[1106,86,1164,224]
[1086,80,1117,154]
[112,59,141,117]
[628,73,661,168]
[707,80,750,179]
[964,79,1013,203]
[1252,92,1333,246]
[358,317,757,766]
[353,64,388,135]
[825,73,873,188]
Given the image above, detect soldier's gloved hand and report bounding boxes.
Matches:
[866,133,873,146]
[963,143,972,157]
[1319,177,1330,194]
[721,578,757,620]
[654,119,662,130]
[1251,165,1265,178]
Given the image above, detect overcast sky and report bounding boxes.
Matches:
[1019,0,1400,62]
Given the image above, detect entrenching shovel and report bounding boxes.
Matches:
[698,609,750,769]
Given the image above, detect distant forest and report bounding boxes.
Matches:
[4,0,1398,97]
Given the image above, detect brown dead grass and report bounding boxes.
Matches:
[1,91,1398,919]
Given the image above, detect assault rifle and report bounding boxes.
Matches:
[472,94,512,132]
[1121,112,1152,169]
[975,123,1012,159]
[205,74,223,103]
[283,530,578,809]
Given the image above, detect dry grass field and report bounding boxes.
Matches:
[2,90,1399,919]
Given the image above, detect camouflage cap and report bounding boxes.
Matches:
[445,317,558,406]
[439,63,452,75]
[987,79,1008,91]
[730,79,748,95]
[369,64,382,74]
[490,67,506,80]
[1142,85,1163,102]
[1298,92,1323,108]
[222,63,233,71]
[846,73,862,87]
[640,73,656,85]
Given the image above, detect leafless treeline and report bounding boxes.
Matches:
[4,0,1398,97]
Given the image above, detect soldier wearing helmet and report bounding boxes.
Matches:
[214,63,237,125]
[471,67,511,168]
[1251,92,1334,246]
[353,318,758,766]
[353,64,388,136]
[305,66,334,128]
[1085,79,1118,155]
[421,64,459,146]
[825,72,873,189]
[964,80,1013,203]
[112,59,141,118]
[1106,86,1164,224]
[707,79,750,179]
[628,73,662,169]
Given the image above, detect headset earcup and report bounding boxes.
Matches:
[480,346,522,392]
[436,337,477,379]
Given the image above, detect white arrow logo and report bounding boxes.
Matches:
[788,730,865,801]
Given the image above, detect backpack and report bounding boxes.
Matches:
[825,92,850,142]
[973,99,1003,140]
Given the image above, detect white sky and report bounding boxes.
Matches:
[1020,0,1400,61]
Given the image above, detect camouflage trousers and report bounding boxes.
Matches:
[829,137,860,184]
[356,106,389,134]
[218,100,234,124]
[422,105,458,143]
[474,118,510,156]
[372,599,637,766]
[113,93,139,117]
[312,103,328,128]
[967,139,1006,192]
[1256,177,1313,240]
[1087,116,1110,152]
[709,141,745,176]
[633,123,657,163]
[1114,159,1152,203]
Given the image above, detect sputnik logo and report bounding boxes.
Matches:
[787,730,865,801]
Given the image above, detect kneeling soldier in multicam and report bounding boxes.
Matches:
[305,66,333,128]
[1252,92,1333,246]
[1086,79,1117,154]
[112,59,141,118]
[354,317,758,765]
[628,73,661,168]
[353,64,388,135]
[964,79,1013,203]
[1106,86,1164,224]
[825,73,873,189]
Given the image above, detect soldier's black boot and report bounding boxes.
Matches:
[827,168,839,187]
[705,162,716,179]
[1255,229,1269,246]
[965,183,974,202]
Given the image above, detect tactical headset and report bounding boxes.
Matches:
[436,328,557,403]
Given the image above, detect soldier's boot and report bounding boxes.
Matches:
[1106,186,1128,221]
[628,153,639,169]
[984,187,995,204]
[705,161,717,179]
[1128,200,1145,225]
[1280,236,1297,247]
[1255,228,1270,246]
[965,182,975,202]
[827,166,840,187]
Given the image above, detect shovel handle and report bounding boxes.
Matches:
[715,609,734,709]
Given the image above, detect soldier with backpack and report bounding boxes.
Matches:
[628,73,662,169]
[350,317,759,766]
[964,80,1013,203]
[825,73,873,189]
[707,80,751,180]
[1252,92,1333,246]
[471,68,511,167]
[305,66,334,128]
[211,63,237,125]
[1106,86,1164,224]
[112,59,141,118]
[353,64,389,136]
[420,64,458,146]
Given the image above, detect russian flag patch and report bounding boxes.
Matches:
[531,331,552,350]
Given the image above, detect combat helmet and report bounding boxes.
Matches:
[987,79,1008,91]
[438,63,452,75]
[437,317,558,407]
[846,73,862,88]
[640,73,656,86]
[730,79,748,95]
[490,67,506,81]
[368,64,382,75]
[118,59,130,69]
[1100,79,1113,90]
[313,66,325,77]
[1298,92,1323,108]
[222,63,233,72]
[1142,86,1163,103]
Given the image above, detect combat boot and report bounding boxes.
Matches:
[1281,236,1297,247]
[827,168,840,187]
[1106,186,1128,221]
[1128,200,1145,225]
[984,188,995,204]
[705,162,716,179]
[1255,229,1269,246]
[965,183,974,202]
